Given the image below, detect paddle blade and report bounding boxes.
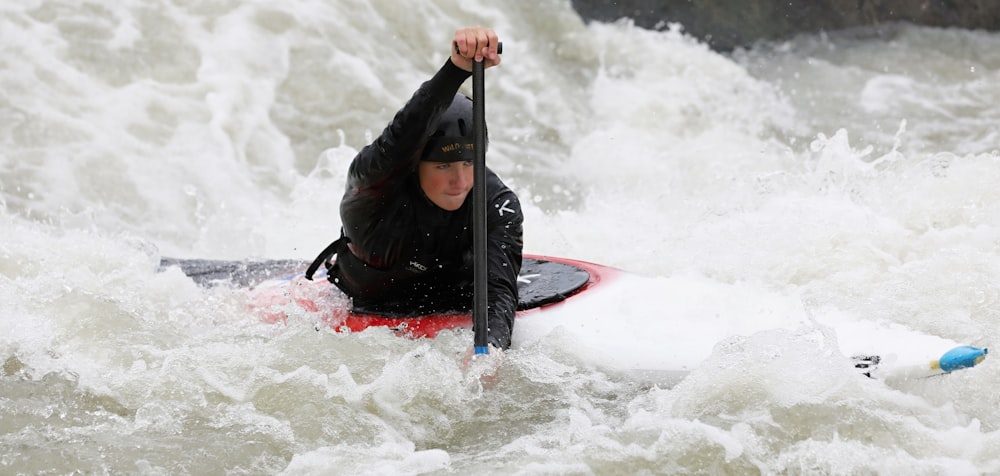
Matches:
[934,345,988,372]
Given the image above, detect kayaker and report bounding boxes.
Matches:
[306,26,523,350]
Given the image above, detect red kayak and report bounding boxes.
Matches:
[161,254,620,338]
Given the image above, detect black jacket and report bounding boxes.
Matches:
[326,60,523,349]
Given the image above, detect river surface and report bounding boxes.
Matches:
[3,1,1000,474]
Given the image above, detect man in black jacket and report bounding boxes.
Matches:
[307,27,523,350]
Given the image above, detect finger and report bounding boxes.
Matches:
[453,28,470,57]
[485,29,500,59]
[473,28,490,61]
[467,27,481,57]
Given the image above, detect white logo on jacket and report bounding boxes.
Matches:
[409,261,427,272]
[496,199,515,216]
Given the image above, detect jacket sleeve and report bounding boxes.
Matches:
[347,60,471,190]
[484,177,524,350]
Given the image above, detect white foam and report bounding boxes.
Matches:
[3,1,1000,473]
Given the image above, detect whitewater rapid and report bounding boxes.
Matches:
[3,1,1000,474]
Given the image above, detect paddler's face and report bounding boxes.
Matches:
[418,160,474,211]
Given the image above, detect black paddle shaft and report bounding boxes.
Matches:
[470,41,500,352]
[472,59,489,352]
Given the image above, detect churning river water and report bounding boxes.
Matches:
[3,0,1000,474]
